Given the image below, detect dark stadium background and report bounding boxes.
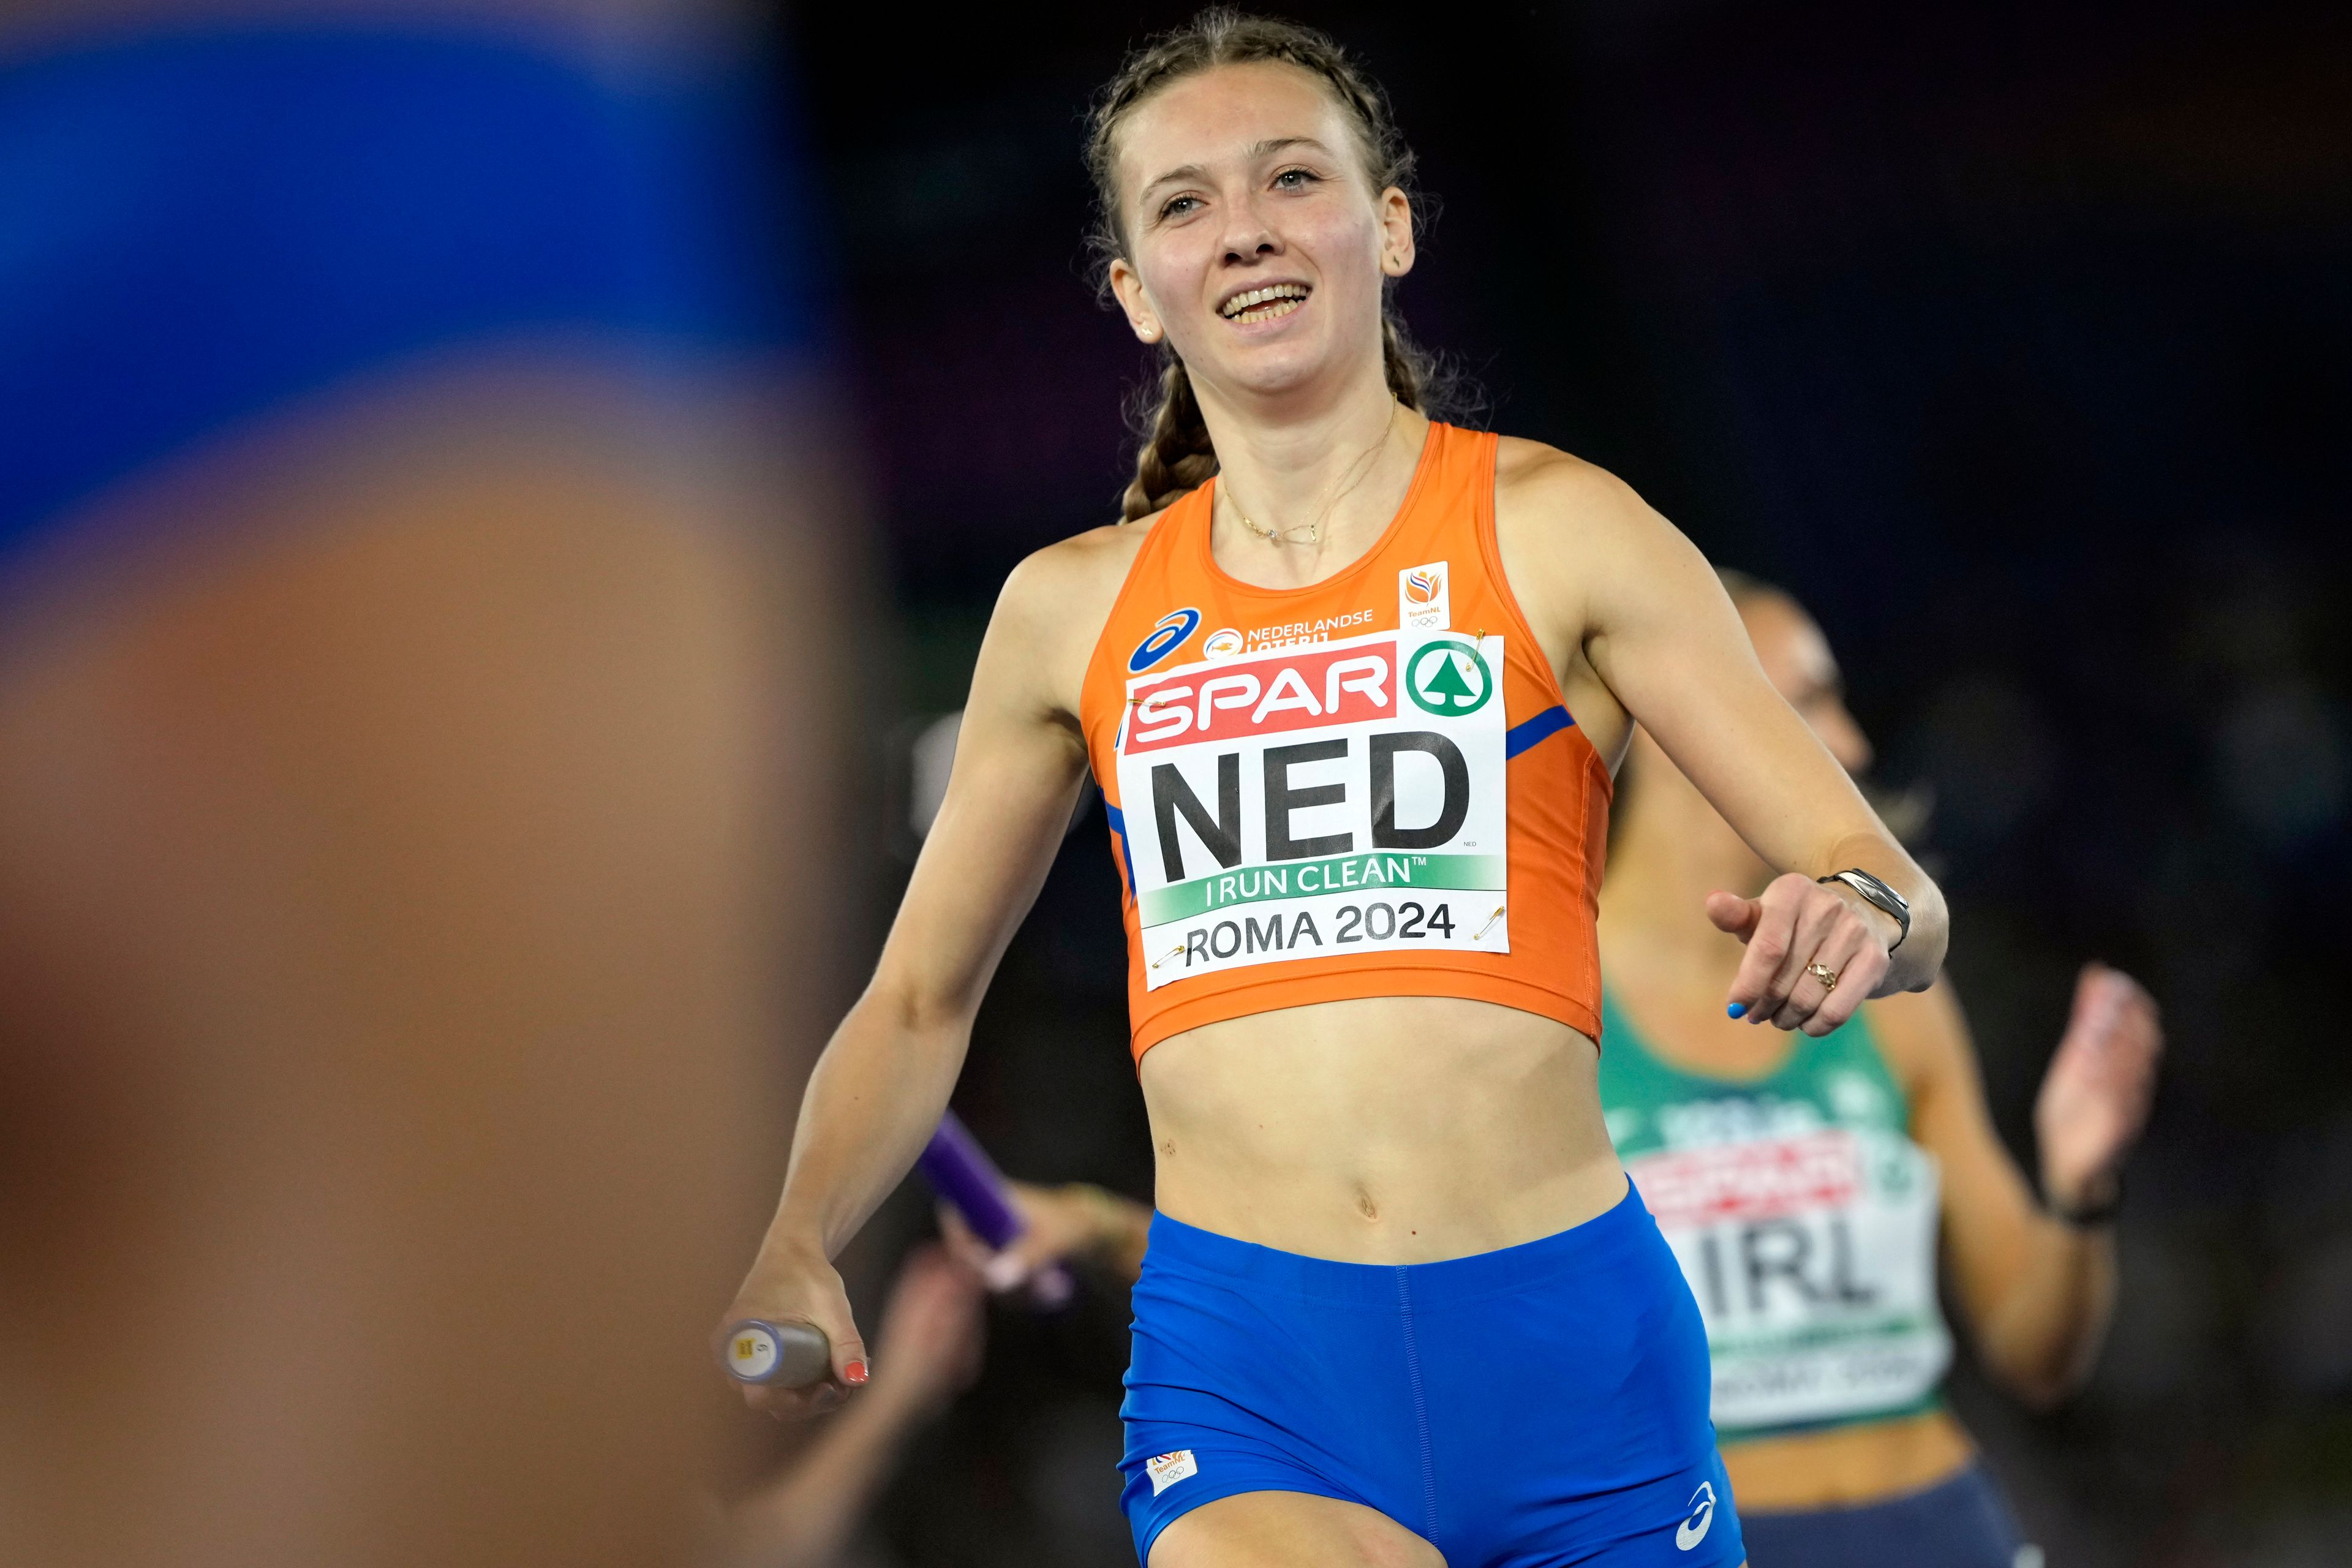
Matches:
[764,4,2352,1562]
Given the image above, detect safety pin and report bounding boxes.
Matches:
[1149,942,1188,970]
[1472,906,1507,940]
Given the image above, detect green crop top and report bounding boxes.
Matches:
[1597,991,1953,1441]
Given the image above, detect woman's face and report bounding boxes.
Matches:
[1106,62,1412,405]
[1743,594,1873,774]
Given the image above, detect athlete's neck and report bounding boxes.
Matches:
[1191,355,1426,587]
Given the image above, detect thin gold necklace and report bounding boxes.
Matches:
[1224,404,1398,549]
[1236,508,1320,547]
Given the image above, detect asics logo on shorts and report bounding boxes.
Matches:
[1676,1482,1716,1550]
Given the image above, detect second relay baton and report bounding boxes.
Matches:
[918,1111,1074,1306]
[720,1112,1071,1389]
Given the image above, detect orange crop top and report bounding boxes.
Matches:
[1079,422,1612,1064]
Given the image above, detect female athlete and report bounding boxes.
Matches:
[963,574,2163,1568]
[1593,575,2160,1566]
[728,13,1948,1566]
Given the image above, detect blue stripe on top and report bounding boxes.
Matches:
[1104,803,1137,900]
[1506,704,1575,758]
[0,24,815,562]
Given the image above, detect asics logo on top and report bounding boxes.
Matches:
[1676,1482,1716,1550]
[1129,608,1202,673]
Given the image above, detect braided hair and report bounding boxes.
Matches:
[1085,9,1461,522]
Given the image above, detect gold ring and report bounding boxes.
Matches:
[1807,962,1840,993]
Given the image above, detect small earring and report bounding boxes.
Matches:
[1139,323,1163,342]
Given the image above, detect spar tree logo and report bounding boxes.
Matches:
[1406,639,1494,716]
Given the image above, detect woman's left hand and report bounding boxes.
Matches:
[2035,963,2163,1214]
[1708,872,1898,1036]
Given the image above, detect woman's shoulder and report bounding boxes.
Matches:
[1491,434,1654,514]
[987,506,1179,690]
[1486,434,1693,609]
[1005,506,1170,607]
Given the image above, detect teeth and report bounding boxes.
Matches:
[1221,284,1308,319]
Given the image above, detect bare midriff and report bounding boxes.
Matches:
[1724,1409,1977,1511]
[1138,994,1628,1264]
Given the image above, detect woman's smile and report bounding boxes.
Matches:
[1216,279,1313,330]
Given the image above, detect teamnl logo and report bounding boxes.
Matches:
[1400,559,1449,630]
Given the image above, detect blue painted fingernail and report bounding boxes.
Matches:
[1727,1003,1747,1019]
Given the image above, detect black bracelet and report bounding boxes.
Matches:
[2046,1173,2124,1229]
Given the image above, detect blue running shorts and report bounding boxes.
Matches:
[1740,1463,2024,1568]
[1120,1182,1744,1567]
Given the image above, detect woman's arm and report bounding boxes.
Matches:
[1871,968,2161,1407]
[719,1246,986,1568]
[1498,448,1947,1032]
[726,541,1109,1414]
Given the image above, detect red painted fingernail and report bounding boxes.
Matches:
[843,1360,869,1385]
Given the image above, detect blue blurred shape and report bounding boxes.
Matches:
[0,23,813,560]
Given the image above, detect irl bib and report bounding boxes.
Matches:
[1079,423,1613,1064]
[1599,993,1953,1438]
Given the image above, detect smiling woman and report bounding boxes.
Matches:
[726,10,1948,1568]
[1083,15,1457,530]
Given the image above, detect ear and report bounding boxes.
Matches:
[1107,257,1165,344]
[1377,187,1415,277]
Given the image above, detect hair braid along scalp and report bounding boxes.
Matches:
[1087,8,1471,522]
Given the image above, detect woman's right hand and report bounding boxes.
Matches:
[720,1240,869,1419]
[1708,870,1899,1034]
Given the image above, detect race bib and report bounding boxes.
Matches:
[1116,629,1509,990]
[1627,1128,1950,1431]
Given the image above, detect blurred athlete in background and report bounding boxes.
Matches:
[1593,575,2159,1567]
[966,576,2160,1568]
[0,4,841,1566]
[727,12,1948,1566]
